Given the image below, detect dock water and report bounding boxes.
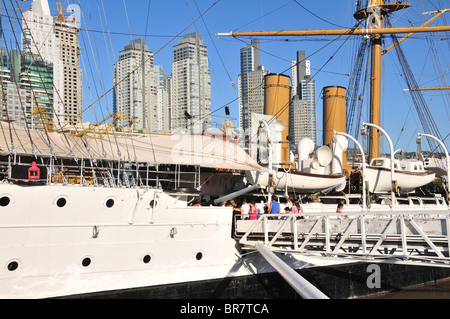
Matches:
[361,278,450,299]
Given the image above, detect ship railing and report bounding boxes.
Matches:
[46,161,201,190]
[236,211,450,266]
[0,155,202,190]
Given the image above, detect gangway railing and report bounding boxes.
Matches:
[255,243,329,299]
[236,211,450,266]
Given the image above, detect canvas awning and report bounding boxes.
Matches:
[0,122,261,171]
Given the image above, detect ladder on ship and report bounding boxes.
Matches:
[236,210,450,267]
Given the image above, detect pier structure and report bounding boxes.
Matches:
[236,200,450,266]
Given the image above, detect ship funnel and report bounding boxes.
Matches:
[264,73,290,167]
[323,86,346,146]
[323,86,347,168]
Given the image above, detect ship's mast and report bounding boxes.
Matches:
[218,1,450,161]
[368,0,383,160]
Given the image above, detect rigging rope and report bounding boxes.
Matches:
[77,0,121,160]
[346,37,370,138]
[192,0,238,96]
[11,0,93,158]
[183,21,362,141]
[386,16,443,155]
[81,0,221,116]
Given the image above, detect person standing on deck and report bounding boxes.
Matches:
[351,167,362,192]
[269,195,280,215]
[241,199,250,220]
[249,202,258,220]
[288,196,294,209]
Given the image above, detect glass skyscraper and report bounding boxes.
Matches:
[0,48,54,130]
[290,50,317,148]
[238,39,268,136]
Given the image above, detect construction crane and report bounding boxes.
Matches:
[71,112,138,139]
[53,1,75,22]
[31,106,54,132]
[17,1,75,21]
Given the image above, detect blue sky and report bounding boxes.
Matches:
[3,0,449,153]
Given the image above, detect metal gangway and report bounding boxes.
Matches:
[236,209,450,266]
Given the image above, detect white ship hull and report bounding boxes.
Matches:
[0,183,351,299]
[246,170,347,193]
[365,166,436,193]
[1,182,449,299]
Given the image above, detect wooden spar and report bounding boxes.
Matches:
[217,1,449,161]
[369,34,382,159]
[216,25,450,38]
[368,0,382,160]
[383,9,449,55]
[403,87,450,92]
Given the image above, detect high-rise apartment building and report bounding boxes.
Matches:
[155,65,171,132]
[21,0,63,129]
[238,39,268,134]
[54,9,82,126]
[0,1,80,130]
[290,50,317,148]
[171,33,211,133]
[21,0,81,129]
[11,50,54,130]
[0,47,53,130]
[113,38,158,132]
[0,48,45,129]
[245,65,268,125]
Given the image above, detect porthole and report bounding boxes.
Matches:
[105,198,115,208]
[56,197,67,208]
[148,200,157,208]
[7,261,19,271]
[143,254,152,264]
[195,252,203,261]
[0,196,10,207]
[82,257,91,267]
